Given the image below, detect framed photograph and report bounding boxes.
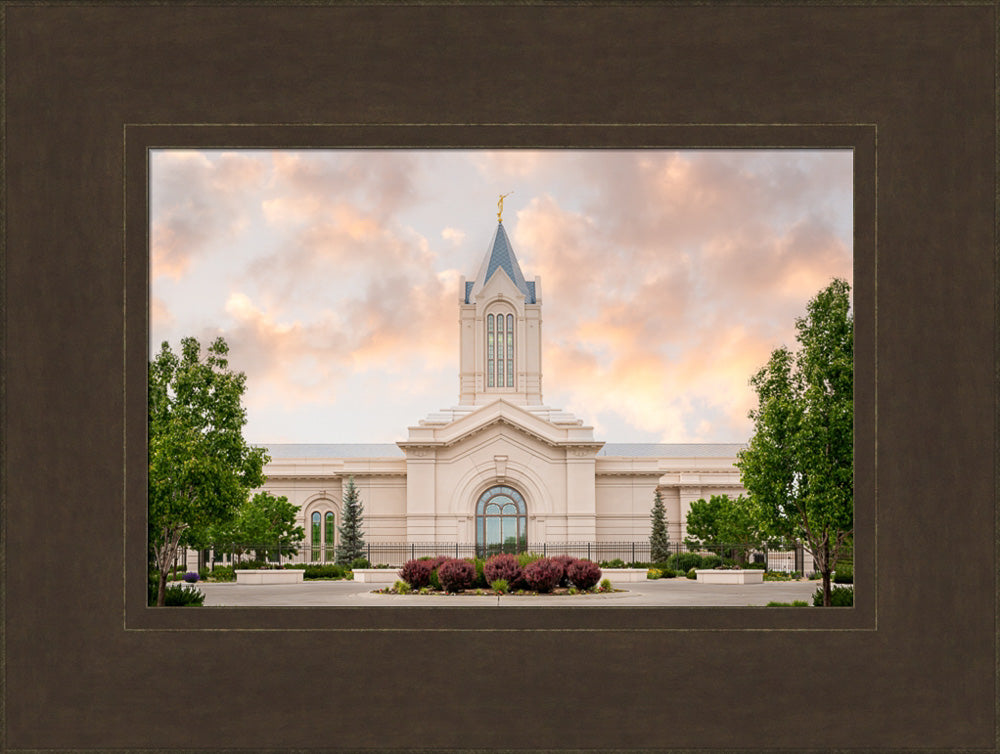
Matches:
[4,3,995,752]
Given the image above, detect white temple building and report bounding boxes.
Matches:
[257,217,747,559]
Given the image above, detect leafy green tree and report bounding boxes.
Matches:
[649,489,671,562]
[149,337,267,606]
[736,279,853,606]
[207,491,304,563]
[684,494,766,565]
[335,477,366,565]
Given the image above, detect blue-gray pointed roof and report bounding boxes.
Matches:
[468,223,535,303]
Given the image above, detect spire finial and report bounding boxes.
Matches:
[497,191,513,223]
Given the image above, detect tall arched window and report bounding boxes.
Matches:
[476,485,527,557]
[325,512,336,561]
[487,314,495,387]
[486,310,514,389]
[311,509,336,562]
[311,512,321,561]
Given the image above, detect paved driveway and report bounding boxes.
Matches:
[196,577,820,607]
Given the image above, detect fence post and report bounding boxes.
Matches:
[588,542,591,561]
[632,542,635,563]
[411,543,415,561]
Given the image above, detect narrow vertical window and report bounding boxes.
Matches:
[506,313,514,386]
[325,512,335,562]
[497,313,504,386]
[487,314,494,387]
[311,512,321,562]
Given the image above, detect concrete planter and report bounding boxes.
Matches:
[600,568,649,582]
[235,569,305,585]
[695,569,765,584]
[352,568,402,584]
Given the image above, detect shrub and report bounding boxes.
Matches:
[659,569,677,579]
[686,567,698,580]
[400,559,433,589]
[303,563,347,579]
[484,554,522,585]
[181,571,200,583]
[667,552,704,572]
[601,558,626,569]
[766,600,809,607]
[598,578,613,592]
[833,564,854,584]
[567,559,602,590]
[471,558,488,589]
[523,558,563,593]
[646,568,662,580]
[517,552,543,568]
[490,578,509,593]
[392,580,411,594]
[438,558,476,593]
[163,583,205,606]
[209,565,235,582]
[551,555,577,587]
[351,557,371,570]
[813,585,854,607]
[700,555,723,570]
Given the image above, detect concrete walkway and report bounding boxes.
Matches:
[196,577,820,607]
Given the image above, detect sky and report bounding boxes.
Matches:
[149,149,853,445]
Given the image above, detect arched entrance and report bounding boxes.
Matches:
[475,485,527,557]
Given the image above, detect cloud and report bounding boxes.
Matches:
[442,227,466,245]
[150,151,267,280]
[150,296,174,330]
[507,151,852,441]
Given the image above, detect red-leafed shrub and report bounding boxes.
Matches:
[567,559,602,590]
[523,557,563,593]
[437,558,476,593]
[484,554,522,586]
[400,559,433,589]
[551,555,577,587]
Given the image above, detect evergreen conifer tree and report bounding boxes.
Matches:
[335,476,366,565]
[649,489,671,563]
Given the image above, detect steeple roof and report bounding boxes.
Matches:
[467,222,535,303]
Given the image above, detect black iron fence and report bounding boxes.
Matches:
[183,541,813,573]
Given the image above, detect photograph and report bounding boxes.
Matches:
[148,148,856,609]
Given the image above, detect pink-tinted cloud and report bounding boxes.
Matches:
[150,151,267,280]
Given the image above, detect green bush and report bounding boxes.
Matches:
[700,554,723,569]
[351,557,371,570]
[163,583,205,606]
[686,567,698,580]
[490,578,509,594]
[392,580,411,594]
[302,563,347,579]
[813,585,854,606]
[766,600,809,607]
[659,569,677,578]
[208,565,235,581]
[745,562,767,570]
[646,568,662,580]
[472,558,488,588]
[833,564,853,584]
[667,552,703,572]
[601,558,626,569]
[598,578,613,592]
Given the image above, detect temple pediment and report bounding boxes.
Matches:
[398,398,604,453]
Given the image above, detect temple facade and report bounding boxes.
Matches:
[257,220,747,555]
